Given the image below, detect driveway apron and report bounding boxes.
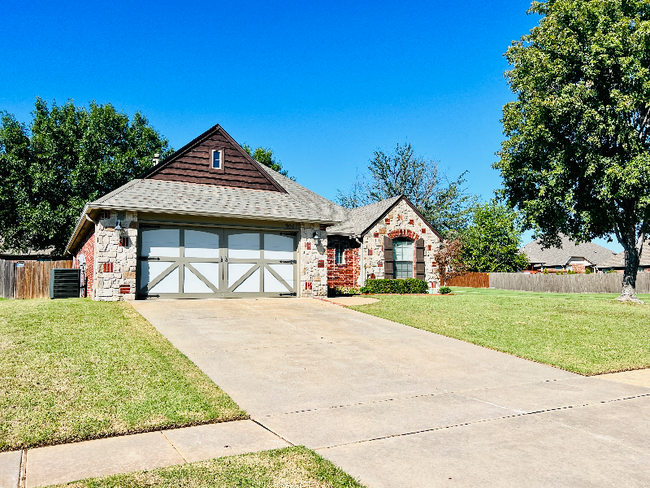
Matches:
[132,298,650,488]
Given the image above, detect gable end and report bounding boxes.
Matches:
[143,124,286,193]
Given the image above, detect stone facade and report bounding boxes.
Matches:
[361,199,441,289]
[299,224,328,297]
[93,211,138,301]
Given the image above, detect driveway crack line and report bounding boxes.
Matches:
[315,392,650,450]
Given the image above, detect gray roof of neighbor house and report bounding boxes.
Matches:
[596,240,650,269]
[326,196,402,236]
[521,235,616,267]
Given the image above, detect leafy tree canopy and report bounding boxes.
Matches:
[460,200,529,272]
[241,144,293,179]
[495,0,650,300]
[337,143,477,237]
[0,98,171,255]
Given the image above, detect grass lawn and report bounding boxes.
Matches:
[47,447,365,488]
[0,299,246,452]
[350,288,650,375]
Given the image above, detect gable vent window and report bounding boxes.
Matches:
[211,149,222,169]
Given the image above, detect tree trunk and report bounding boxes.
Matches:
[618,228,644,303]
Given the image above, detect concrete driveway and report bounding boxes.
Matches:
[132,298,650,487]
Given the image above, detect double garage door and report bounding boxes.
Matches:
[138,226,297,298]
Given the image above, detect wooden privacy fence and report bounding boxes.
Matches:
[0,260,15,298]
[488,272,650,294]
[1,260,74,299]
[447,272,489,288]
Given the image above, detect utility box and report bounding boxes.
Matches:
[49,268,81,299]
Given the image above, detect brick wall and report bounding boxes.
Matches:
[74,228,95,298]
[300,224,328,297]
[327,237,360,290]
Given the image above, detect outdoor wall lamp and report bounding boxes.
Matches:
[312,231,320,243]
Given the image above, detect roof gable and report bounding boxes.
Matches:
[143,124,286,193]
[327,195,442,238]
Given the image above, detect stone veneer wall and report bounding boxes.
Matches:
[361,199,441,288]
[94,211,138,301]
[326,236,360,290]
[300,224,328,297]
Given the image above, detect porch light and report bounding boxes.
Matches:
[114,220,124,234]
[312,231,320,243]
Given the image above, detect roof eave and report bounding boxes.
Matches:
[87,203,342,226]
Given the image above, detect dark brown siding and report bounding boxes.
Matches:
[147,129,282,192]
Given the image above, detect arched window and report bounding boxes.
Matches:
[393,239,413,279]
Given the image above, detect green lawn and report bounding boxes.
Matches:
[48,447,365,488]
[0,299,246,452]
[350,288,650,375]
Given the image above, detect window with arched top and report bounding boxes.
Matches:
[393,239,413,279]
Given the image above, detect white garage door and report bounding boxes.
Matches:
[138,226,297,298]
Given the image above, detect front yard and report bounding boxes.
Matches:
[0,299,246,452]
[350,288,650,375]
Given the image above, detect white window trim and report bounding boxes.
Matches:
[211,149,223,169]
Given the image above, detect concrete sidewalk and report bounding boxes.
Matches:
[0,420,289,488]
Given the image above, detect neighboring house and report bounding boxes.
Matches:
[520,235,616,273]
[65,124,442,301]
[596,240,650,273]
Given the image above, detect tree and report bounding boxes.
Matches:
[460,200,529,272]
[434,238,466,286]
[0,98,171,255]
[495,0,650,301]
[242,144,292,179]
[337,143,477,236]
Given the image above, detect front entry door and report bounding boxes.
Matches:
[138,226,297,298]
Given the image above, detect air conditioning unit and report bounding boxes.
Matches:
[49,269,81,299]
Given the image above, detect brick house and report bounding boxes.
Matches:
[65,124,442,301]
[520,235,616,273]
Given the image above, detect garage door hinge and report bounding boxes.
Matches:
[279,292,297,296]
[279,260,297,264]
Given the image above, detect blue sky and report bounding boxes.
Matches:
[0,0,622,251]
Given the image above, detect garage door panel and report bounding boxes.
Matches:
[228,233,260,259]
[141,229,180,257]
[148,265,180,294]
[185,230,220,258]
[188,263,220,289]
[184,264,219,293]
[264,234,294,260]
[264,266,292,293]
[231,266,261,293]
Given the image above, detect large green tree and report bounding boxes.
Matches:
[337,143,477,236]
[241,144,292,178]
[460,200,529,272]
[495,0,650,301]
[0,98,171,255]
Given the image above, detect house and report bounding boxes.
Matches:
[520,235,616,273]
[65,124,442,300]
[596,240,650,273]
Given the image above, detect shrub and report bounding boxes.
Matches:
[585,268,592,274]
[439,286,452,294]
[335,286,360,296]
[360,278,428,294]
